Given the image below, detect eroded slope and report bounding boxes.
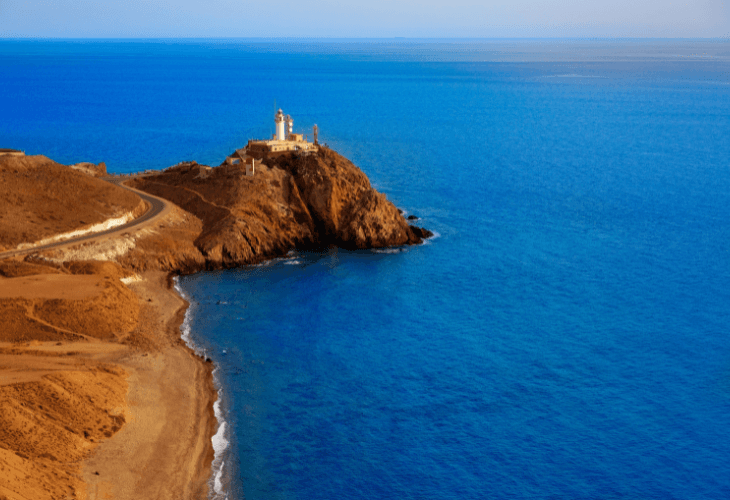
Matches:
[0,155,141,251]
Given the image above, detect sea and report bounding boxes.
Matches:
[2,38,730,499]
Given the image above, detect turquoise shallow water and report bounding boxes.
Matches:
[3,39,730,499]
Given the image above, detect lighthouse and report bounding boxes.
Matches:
[241,109,318,156]
[275,109,286,141]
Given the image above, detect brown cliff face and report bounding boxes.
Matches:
[128,147,430,271]
[269,148,424,249]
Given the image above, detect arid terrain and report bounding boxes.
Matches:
[0,259,215,500]
[0,148,429,500]
[0,155,141,252]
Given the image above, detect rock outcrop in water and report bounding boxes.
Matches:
[126,147,431,271]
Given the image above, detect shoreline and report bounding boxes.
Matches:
[173,275,231,499]
[0,148,431,498]
[82,270,218,500]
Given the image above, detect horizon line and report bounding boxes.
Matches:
[1,36,728,42]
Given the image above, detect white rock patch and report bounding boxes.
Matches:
[120,274,143,285]
[16,212,135,250]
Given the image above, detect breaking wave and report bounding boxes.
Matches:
[173,277,231,500]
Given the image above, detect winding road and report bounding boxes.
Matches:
[0,176,171,260]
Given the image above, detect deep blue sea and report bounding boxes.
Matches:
[2,39,730,499]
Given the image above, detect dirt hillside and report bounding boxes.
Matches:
[0,258,136,500]
[0,155,141,251]
[0,262,139,344]
[0,258,213,500]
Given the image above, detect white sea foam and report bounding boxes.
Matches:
[210,379,230,500]
[421,231,441,245]
[213,460,226,495]
[179,312,193,350]
[374,230,439,253]
[374,247,406,254]
[284,259,302,265]
[173,277,230,500]
[174,279,202,356]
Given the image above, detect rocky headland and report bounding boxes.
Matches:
[121,146,431,272]
[0,147,431,500]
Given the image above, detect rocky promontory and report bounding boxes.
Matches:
[0,146,431,500]
[123,146,431,272]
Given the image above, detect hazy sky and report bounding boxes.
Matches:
[1,0,728,38]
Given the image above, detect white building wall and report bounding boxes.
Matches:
[275,109,286,140]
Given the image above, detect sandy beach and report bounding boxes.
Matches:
[82,271,216,500]
[0,267,216,500]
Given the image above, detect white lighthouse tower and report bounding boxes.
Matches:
[275,109,286,141]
